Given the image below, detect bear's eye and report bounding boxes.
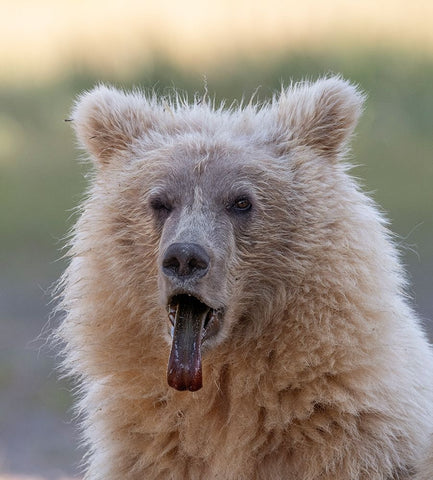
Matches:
[232,197,252,212]
[149,197,172,215]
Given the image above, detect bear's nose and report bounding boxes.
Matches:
[162,243,210,280]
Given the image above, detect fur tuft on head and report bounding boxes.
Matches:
[72,77,364,167]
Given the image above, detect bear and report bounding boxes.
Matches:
[415,444,433,480]
[57,76,433,479]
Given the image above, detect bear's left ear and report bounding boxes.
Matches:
[71,85,160,167]
[274,76,365,160]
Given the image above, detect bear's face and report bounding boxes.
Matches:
[152,143,262,391]
[71,77,364,391]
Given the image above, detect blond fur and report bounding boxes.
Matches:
[415,444,433,480]
[57,77,433,479]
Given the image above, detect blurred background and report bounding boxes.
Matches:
[0,0,432,478]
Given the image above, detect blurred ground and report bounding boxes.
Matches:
[1,1,432,478]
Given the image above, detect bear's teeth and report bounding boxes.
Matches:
[168,303,178,327]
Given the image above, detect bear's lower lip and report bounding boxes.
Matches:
[166,294,222,391]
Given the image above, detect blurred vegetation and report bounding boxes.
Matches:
[2,49,432,285]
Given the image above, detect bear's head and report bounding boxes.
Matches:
[71,77,365,391]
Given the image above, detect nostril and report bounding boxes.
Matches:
[189,257,207,271]
[163,256,180,274]
[162,243,210,279]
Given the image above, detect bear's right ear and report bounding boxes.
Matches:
[71,85,157,167]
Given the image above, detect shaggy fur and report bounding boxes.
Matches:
[57,77,433,479]
[415,444,433,480]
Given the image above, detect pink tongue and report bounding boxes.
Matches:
[167,300,208,392]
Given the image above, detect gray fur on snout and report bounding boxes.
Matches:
[157,185,233,311]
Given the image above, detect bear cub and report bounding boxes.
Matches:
[58,77,433,479]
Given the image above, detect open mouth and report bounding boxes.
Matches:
[166,294,222,392]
